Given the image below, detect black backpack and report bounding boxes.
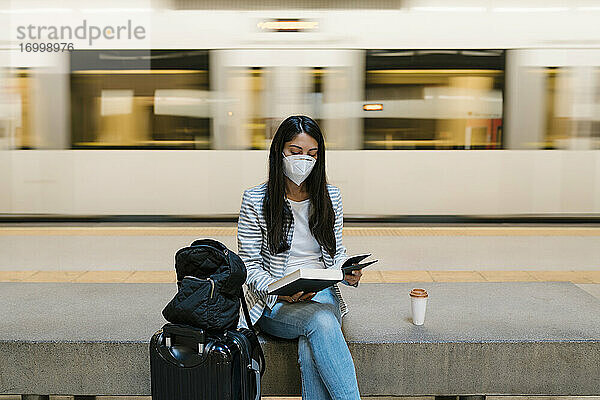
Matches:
[162,239,248,331]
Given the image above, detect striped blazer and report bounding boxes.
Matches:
[236,181,355,330]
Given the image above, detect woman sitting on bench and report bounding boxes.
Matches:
[237,115,362,400]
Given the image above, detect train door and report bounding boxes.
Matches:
[210,49,364,150]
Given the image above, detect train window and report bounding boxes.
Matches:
[70,50,210,149]
[543,66,600,149]
[0,69,33,149]
[364,49,505,149]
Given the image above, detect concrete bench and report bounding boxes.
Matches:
[1,281,599,397]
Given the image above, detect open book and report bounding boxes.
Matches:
[267,253,378,296]
[267,268,343,296]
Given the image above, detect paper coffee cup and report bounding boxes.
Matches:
[409,288,428,325]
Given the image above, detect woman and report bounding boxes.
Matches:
[236,115,362,400]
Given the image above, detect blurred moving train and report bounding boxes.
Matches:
[0,1,599,218]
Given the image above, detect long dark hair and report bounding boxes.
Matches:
[263,115,336,258]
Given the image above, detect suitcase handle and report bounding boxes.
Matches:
[163,323,205,343]
[158,324,207,363]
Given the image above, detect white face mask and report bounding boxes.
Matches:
[282,151,316,186]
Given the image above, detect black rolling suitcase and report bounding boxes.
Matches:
[149,322,263,400]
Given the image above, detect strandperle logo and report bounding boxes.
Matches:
[16,19,146,45]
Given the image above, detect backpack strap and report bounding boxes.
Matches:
[240,294,266,376]
[240,292,256,332]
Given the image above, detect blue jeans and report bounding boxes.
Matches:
[256,286,361,400]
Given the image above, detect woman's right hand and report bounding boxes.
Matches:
[278,291,316,303]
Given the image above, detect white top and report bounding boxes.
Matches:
[284,197,325,276]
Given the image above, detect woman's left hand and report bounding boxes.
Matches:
[344,268,362,286]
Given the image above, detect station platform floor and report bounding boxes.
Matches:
[1,222,599,302]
